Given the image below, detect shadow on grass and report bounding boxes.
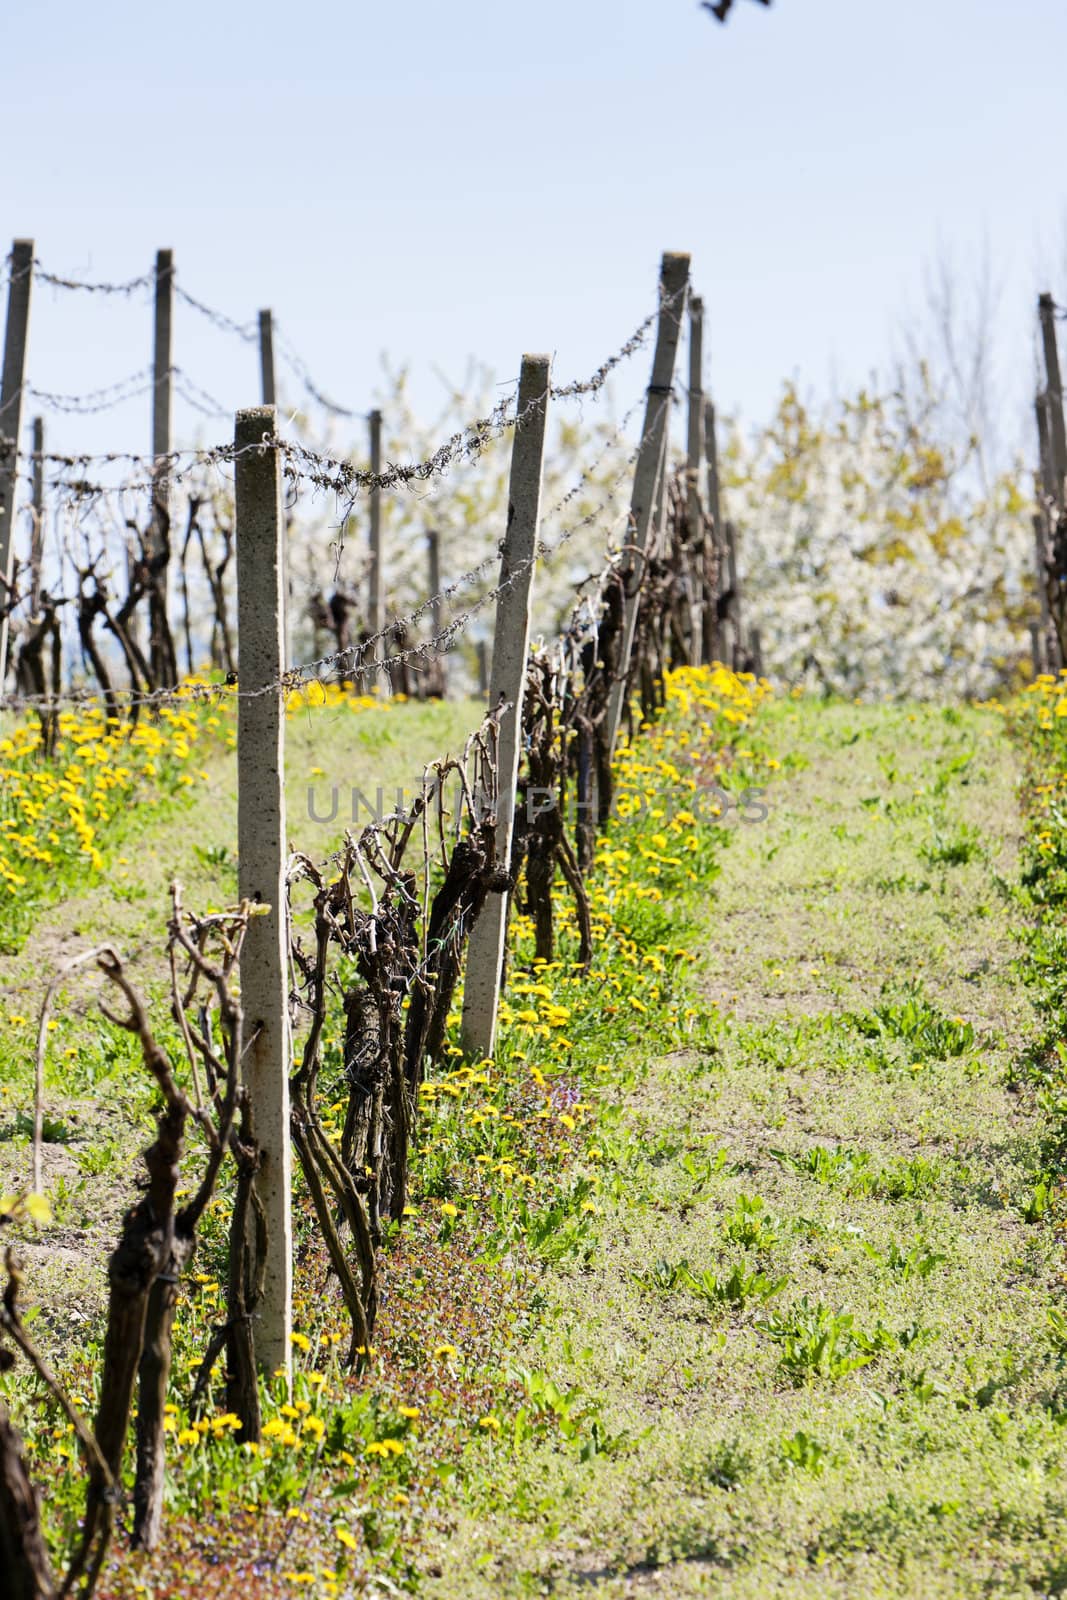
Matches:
[566,1534,738,1588]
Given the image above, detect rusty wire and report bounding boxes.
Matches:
[0,420,643,717]
[26,369,155,415]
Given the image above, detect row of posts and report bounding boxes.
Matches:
[0,248,419,694]
[0,243,287,692]
[1,242,747,1384]
[234,250,759,1380]
[0,239,759,713]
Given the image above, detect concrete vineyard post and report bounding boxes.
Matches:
[1035,395,1058,670]
[149,249,174,684]
[460,354,551,1061]
[749,624,764,679]
[652,425,670,548]
[0,239,33,697]
[606,252,690,757]
[1037,392,1057,504]
[256,312,291,666]
[704,399,723,535]
[649,430,671,679]
[235,406,293,1384]
[152,249,174,473]
[1033,512,1054,673]
[725,518,742,668]
[258,310,276,406]
[1038,295,1067,507]
[1030,619,1044,678]
[30,416,43,615]
[368,408,383,682]
[686,296,705,666]
[702,396,723,665]
[427,527,442,636]
[427,527,446,696]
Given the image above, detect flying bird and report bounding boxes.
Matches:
[701,0,772,21]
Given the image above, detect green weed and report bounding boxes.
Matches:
[0,1110,73,1145]
[770,1143,870,1187]
[863,1238,947,1280]
[635,1257,691,1294]
[76,1141,122,1177]
[778,1429,835,1475]
[513,1369,630,1461]
[1048,1307,1067,1359]
[851,986,975,1058]
[920,822,983,867]
[721,1193,782,1251]
[1022,1173,1055,1223]
[193,841,238,876]
[681,1261,788,1313]
[866,1154,942,1200]
[758,1297,896,1384]
[679,1145,732,1192]
[685,1436,753,1491]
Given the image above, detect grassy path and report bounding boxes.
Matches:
[0,697,480,1328]
[432,699,1067,1598]
[0,696,480,1006]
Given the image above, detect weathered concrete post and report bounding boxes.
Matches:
[255,312,292,666]
[1034,393,1059,671]
[427,527,442,635]
[368,408,383,684]
[149,248,175,684]
[686,296,705,665]
[29,416,43,615]
[1037,392,1058,505]
[1039,294,1067,508]
[258,309,276,406]
[460,354,551,1060]
[235,405,293,1384]
[0,239,33,695]
[749,624,764,679]
[703,396,723,665]
[606,253,690,756]
[1030,619,1044,678]
[427,527,446,696]
[725,518,742,668]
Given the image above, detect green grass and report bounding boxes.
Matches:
[424,698,1067,1600]
[9,687,1067,1598]
[0,694,484,1307]
[0,678,745,1597]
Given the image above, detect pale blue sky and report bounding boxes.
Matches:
[5,0,1066,461]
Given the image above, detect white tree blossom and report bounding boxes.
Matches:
[725,383,1036,700]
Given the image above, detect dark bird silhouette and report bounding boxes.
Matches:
[701,0,771,21]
